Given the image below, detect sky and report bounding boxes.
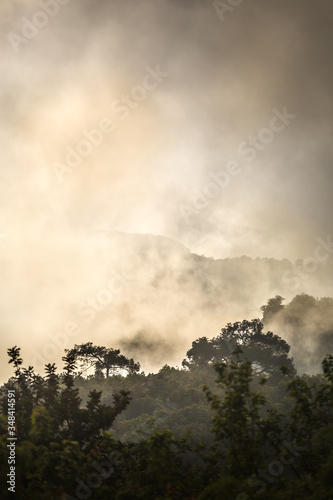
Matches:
[0,0,332,379]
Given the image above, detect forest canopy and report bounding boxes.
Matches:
[1,309,332,498]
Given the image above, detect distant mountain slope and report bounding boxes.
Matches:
[1,231,332,380]
[87,232,333,371]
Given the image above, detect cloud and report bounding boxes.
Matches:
[0,0,332,380]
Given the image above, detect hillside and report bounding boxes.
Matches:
[2,231,332,382]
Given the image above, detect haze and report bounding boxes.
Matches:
[1,0,332,381]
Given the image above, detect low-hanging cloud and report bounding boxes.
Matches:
[0,0,332,381]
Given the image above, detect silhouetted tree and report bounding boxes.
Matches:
[65,342,140,377]
[183,319,296,377]
[182,337,218,369]
[1,347,131,449]
[261,295,285,323]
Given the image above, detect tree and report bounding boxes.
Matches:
[203,355,273,478]
[261,295,285,324]
[182,337,218,369]
[65,342,140,378]
[1,347,131,448]
[182,319,296,377]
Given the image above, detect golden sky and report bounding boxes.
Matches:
[1,0,332,380]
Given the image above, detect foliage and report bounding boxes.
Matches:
[1,348,131,448]
[64,342,141,378]
[182,319,296,377]
[0,326,332,498]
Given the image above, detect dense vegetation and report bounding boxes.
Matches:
[1,315,333,499]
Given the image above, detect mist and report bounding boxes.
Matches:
[1,0,332,381]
